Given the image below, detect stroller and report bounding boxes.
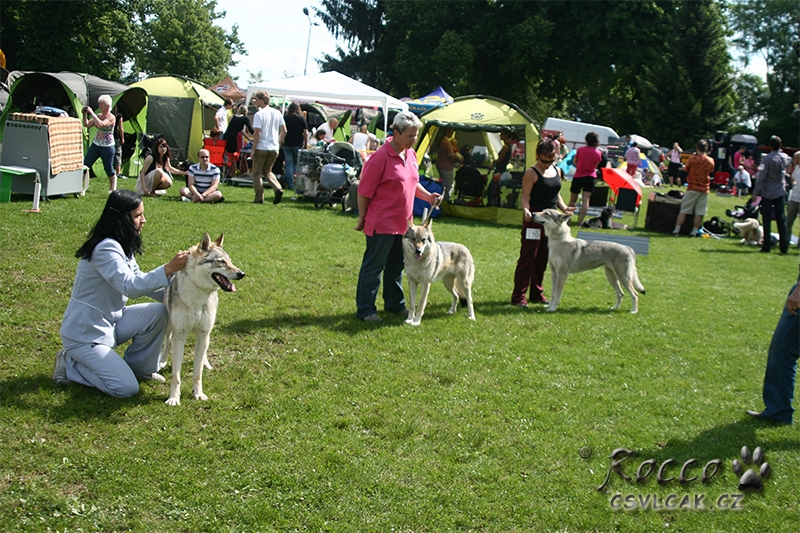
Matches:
[295,142,361,209]
[711,197,762,237]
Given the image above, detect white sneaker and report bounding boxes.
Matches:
[52,350,69,384]
[181,196,191,202]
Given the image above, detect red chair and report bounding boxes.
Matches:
[203,137,226,167]
[712,171,730,187]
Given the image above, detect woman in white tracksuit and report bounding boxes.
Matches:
[54,189,188,398]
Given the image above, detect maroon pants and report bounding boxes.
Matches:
[511,218,549,304]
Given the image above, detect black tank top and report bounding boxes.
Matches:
[529,166,563,212]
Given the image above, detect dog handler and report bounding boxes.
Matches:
[511,138,574,307]
[747,278,800,424]
[355,111,440,323]
[53,190,188,397]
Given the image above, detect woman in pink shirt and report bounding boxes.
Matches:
[569,131,604,226]
[355,112,440,323]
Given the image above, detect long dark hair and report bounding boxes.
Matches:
[153,138,172,166]
[76,190,143,260]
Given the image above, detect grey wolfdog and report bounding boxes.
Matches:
[532,209,645,313]
[159,233,244,406]
[402,215,476,326]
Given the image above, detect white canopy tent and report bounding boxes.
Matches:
[245,71,408,139]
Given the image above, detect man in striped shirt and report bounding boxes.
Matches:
[179,149,224,203]
[754,136,791,254]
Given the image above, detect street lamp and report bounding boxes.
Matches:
[303,7,319,76]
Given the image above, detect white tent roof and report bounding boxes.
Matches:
[245,71,408,114]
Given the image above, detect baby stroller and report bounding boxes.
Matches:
[720,197,761,237]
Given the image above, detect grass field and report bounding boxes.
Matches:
[0,177,798,532]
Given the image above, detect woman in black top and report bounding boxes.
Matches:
[222,105,254,179]
[511,138,574,307]
[283,102,309,191]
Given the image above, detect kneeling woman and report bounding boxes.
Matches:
[510,138,574,307]
[53,190,188,397]
[136,137,187,196]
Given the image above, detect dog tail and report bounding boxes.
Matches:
[633,270,645,295]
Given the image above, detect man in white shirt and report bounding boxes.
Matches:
[251,91,286,204]
[317,117,339,142]
[215,99,232,133]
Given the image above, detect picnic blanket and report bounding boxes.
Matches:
[9,113,84,175]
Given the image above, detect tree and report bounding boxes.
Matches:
[0,0,137,80]
[315,0,737,147]
[0,0,243,85]
[730,0,800,146]
[132,0,244,85]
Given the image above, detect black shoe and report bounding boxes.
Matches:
[759,249,770,253]
[746,410,790,424]
[273,190,283,204]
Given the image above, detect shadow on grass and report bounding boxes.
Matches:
[0,373,156,421]
[477,299,627,316]
[644,418,800,461]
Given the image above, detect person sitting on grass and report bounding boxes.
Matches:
[179,149,224,203]
[135,137,187,197]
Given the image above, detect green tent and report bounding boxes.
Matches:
[131,75,225,164]
[415,95,539,225]
[0,71,148,175]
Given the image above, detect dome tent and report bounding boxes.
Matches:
[414,95,539,225]
[132,75,225,163]
[0,71,148,174]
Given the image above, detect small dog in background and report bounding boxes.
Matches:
[734,219,763,246]
[402,203,476,326]
[581,206,614,229]
[160,233,244,406]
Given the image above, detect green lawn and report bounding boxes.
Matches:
[0,178,797,532]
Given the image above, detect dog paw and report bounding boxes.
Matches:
[404,317,414,325]
[203,361,213,371]
[165,396,181,406]
[193,391,208,401]
[732,446,770,491]
[545,306,557,313]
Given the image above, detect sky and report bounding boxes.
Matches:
[213,0,768,91]
[214,0,343,87]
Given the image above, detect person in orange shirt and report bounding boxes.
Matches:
[672,139,715,236]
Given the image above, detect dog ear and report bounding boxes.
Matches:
[215,233,224,247]
[200,233,211,251]
[424,217,433,229]
[407,218,413,230]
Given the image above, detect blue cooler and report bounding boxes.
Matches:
[320,164,347,190]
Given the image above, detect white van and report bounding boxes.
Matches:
[542,117,619,151]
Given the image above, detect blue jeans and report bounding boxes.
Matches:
[283,146,299,190]
[355,233,406,318]
[84,143,116,178]
[761,282,800,423]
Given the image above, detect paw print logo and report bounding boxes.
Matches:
[732,446,771,491]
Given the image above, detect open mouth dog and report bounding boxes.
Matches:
[159,233,244,405]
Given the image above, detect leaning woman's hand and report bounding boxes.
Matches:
[164,250,189,276]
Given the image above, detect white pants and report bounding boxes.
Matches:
[61,303,168,398]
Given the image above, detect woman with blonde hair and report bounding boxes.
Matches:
[82,94,118,193]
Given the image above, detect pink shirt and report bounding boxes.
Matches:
[358,141,420,236]
[574,145,602,178]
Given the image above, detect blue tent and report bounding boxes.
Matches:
[405,86,454,115]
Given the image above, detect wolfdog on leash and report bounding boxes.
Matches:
[532,209,645,313]
[402,212,476,326]
[159,233,244,406]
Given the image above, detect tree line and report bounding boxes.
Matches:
[2,0,797,149]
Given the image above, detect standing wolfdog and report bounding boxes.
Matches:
[532,209,645,313]
[402,217,476,326]
[159,233,244,406]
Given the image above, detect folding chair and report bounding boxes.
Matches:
[615,187,640,228]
